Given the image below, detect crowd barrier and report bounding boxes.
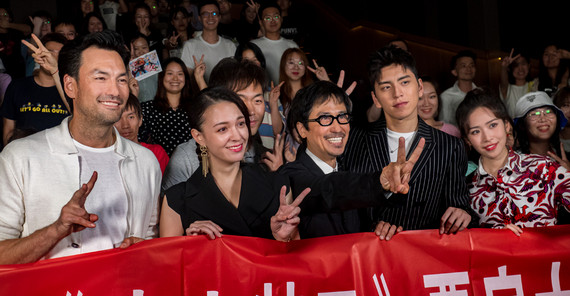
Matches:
[1,226,569,295]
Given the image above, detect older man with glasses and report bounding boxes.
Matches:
[279,81,425,240]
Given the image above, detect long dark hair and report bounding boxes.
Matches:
[166,7,194,41]
[538,44,570,96]
[153,57,193,113]
[278,48,313,111]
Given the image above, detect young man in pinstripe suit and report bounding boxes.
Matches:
[342,46,474,235]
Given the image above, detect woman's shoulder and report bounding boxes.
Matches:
[242,163,289,187]
[165,169,206,200]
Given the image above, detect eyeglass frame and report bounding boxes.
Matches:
[263,15,280,22]
[200,11,219,18]
[526,107,557,121]
[306,113,352,127]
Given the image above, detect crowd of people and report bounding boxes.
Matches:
[0,0,569,265]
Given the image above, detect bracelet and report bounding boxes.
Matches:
[50,69,59,76]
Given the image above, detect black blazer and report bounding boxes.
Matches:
[165,163,289,239]
[341,115,472,230]
[279,146,389,238]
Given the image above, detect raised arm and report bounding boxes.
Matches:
[0,172,98,264]
[499,48,519,99]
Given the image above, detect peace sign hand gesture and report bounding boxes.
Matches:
[168,31,180,48]
[379,137,425,194]
[307,59,330,82]
[22,33,57,74]
[271,186,311,242]
[336,70,357,96]
[547,142,570,171]
[501,48,521,68]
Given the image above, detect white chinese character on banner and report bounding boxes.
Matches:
[536,262,570,296]
[66,291,83,296]
[484,265,523,296]
[423,271,470,296]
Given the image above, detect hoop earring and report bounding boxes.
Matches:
[200,145,209,177]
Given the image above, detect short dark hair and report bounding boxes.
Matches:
[287,81,352,145]
[40,32,68,46]
[450,50,477,70]
[258,2,281,16]
[133,2,152,17]
[129,32,150,47]
[58,30,130,98]
[234,42,266,69]
[368,45,418,86]
[455,87,513,140]
[125,93,142,118]
[198,0,220,12]
[388,38,409,51]
[209,57,267,93]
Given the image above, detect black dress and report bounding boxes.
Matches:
[165,163,289,239]
[139,100,192,156]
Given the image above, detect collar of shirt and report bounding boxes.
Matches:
[476,149,519,178]
[306,148,337,174]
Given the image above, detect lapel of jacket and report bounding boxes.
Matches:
[408,117,436,184]
[187,168,253,236]
[297,146,327,177]
[369,114,391,170]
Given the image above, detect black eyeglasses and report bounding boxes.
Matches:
[306,113,351,126]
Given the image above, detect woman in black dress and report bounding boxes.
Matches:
[159,87,309,241]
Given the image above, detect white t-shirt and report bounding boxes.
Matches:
[180,35,237,82]
[251,36,298,85]
[99,1,120,31]
[386,129,416,162]
[499,81,537,118]
[439,81,477,126]
[73,140,128,254]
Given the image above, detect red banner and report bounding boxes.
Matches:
[1,226,569,295]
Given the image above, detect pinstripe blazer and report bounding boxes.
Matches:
[341,115,470,230]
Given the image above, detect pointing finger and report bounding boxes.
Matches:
[408,137,426,164]
[312,59,319,69]
[396,137,406,164]
[290,187,311,207]
[21,39,40,54]
[278,185,288,206]
[30,33,47,52]
[337,70,345,88]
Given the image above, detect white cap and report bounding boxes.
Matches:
[514,91,567,127]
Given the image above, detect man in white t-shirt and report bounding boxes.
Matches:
[99,0,128,31]
[180,0,236,82]
[439,50,477,126]
[251,3,298,85]
[0,31,161,264]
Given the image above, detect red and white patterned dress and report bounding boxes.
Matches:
[469,151,570,228]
